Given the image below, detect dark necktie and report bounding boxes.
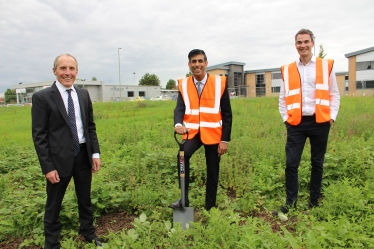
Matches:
[66,89,80,156]
[196,82,202,97]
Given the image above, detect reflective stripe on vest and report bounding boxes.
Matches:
[315,58,333,123]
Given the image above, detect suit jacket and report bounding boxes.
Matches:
[32,82,100,177]
[174,74,232,142]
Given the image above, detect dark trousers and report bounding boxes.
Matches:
[285,116,331,205]
[176,133,220,210]
[44,144,95,249]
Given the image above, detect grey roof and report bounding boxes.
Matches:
[244,67,280,74]
[335,71,348,75]
[206,61,246,71]
[13,80,104,89]
[344,46,374,58]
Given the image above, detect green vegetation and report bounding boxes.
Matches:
[4,88,16,104]
[166,79,176,90]
[138,73,161,86]
[0,97,373,248]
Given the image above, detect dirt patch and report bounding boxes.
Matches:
[0,237,37,249]
[241,208,298,233]
[95,212,136,235]
[226,187,236,200]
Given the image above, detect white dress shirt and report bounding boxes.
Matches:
[56,81,99,158]
[195,73,208,88]
[279,56,340,123]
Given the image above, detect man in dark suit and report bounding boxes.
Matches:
[169,49,232,210]
[32,54,102,248]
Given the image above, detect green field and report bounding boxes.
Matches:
[0,97,373,248]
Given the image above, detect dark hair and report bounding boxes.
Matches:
[53,54,78,70]
[188,49,207,61]
[295,29,314,42]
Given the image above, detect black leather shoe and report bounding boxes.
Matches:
[272,205,289,216]
[272,202,296,216]
[168,198,189,209]
[86,237,102,247]
[308,199,319,209]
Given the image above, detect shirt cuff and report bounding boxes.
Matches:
[175,123,182,127]
[92,153,100,159]
[221,141,228,143]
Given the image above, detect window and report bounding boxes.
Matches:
[234,72,242,86]
[127,91,134,97]
[366,81,374,89]
[356,61,374,71]
[272,72,282,80]
[271,87,280,93]
[356,81,374,89]
[256,74,265,97]
[139,91,145,97]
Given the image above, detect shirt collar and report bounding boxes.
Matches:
[297,56,316,66]
[193,73,208,85]
[55,81,75,93]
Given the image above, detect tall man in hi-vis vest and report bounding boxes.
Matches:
[273,29,340,216]
[169,49,233,211]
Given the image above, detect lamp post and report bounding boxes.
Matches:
[118,47,121,100]
[133,72,135,85]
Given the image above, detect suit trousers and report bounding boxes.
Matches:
[176,133,220,210]
[285,115,331,205]
[44,144,95,249]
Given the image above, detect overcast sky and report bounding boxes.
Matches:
[1,0,373,92]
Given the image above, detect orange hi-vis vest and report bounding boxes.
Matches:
[281,57,333,125]
[178,75,226,145]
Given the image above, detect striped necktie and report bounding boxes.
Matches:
[66,89,80,156]
[196,81,202,97]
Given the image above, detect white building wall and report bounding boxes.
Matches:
[356,71,374,81]
[271,79,282,87]
[356,51,374,62]
[102,85,161,101]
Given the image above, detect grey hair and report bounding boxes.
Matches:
[53,54,78,69]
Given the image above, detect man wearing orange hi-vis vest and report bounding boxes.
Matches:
[169,49,232,211]
[273,29,340,216]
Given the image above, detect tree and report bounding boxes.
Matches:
[4,88,16,104]
[138,73,161,86]
[166,79,176,90]
[91,77,97,81]
[186,72,192,77]
[318,44,327,58]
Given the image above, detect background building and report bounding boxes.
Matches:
[206,61,246,96]
[244,68,281,98]
[345,46,374,96]
[12,80,163,104]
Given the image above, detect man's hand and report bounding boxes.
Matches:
[46,170,60,184]
[217,142,228,156]
[175,126,188,135]
[92,158,101,173]
[330,119,334,125]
